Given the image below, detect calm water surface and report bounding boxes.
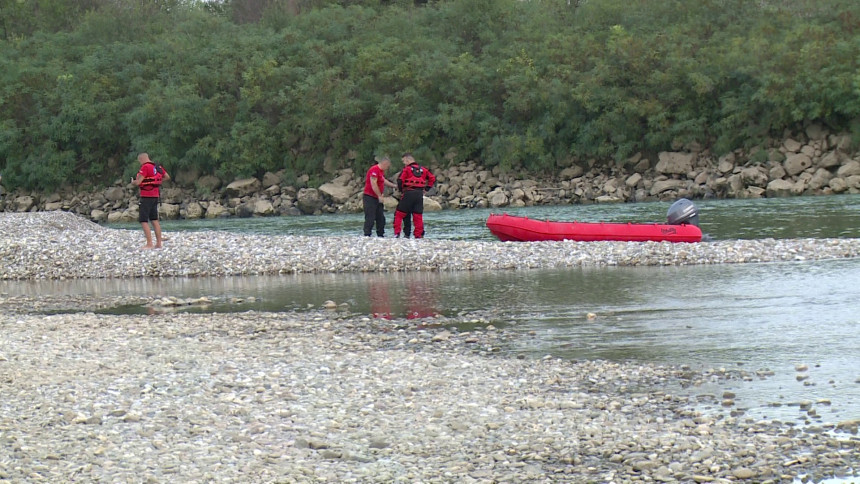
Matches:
[6,195,860,428]
[113,194,860,240]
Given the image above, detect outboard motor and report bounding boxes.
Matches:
[667,198,699,226]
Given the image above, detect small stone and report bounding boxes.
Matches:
[732,467,755,479]
[795,364,809,372]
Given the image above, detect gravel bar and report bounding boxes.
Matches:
[2,212,860,280]
[2,212,859,483]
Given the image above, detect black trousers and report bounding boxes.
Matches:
[363,194,385,236]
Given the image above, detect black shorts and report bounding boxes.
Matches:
[138,197,159,223]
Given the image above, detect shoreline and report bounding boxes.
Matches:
[1,310,858,483]
[3,211,860,281]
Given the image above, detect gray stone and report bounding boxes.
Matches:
[197,174,222,192]
[819,150,846,168]
[261,171,282,189]
[766,179,795,197]
[205,201,229,218]
[837,160,860,177]
[225,178,261,198]
[296,188,324,214]
[488,190,508,208]
[104,187,126,202]
[655,152,694,175]
[184,202,204,219]
[784,153,812,176]
[159,203,180,220]
[740,167,768,187]
[254,200,275,216]
[14,196,35,212]
[783,138,802,152]
[318,182,353,205]
[424,197,443,211]
[650,179,686,196]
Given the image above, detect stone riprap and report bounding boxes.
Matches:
[3,212,860,280]
[0,310,858,483]
[2,125,860,221]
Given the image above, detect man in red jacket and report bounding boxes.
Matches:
[394,153,436,239]
[363,156,396,237]
[132,153,170,249]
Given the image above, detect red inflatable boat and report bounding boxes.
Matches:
[486,213,703,243]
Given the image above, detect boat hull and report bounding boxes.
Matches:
[486,213,702,243]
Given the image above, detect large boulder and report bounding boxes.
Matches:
[488,189,508,208]
[766,179,794,197]
[807,168,833,191]
[197,175,222,193]
[205,201,229,218]
[649,179,686,196]
[819,150,846,169]
[296,188,324,214]
[423,196,443,211]
[14,196,35,212]
[184,202,204,219]
[254,199,275,216]
[159,203,180,219]
[559,165,584,179]
[740,167,768,187]
[261,171,282,189]
[836,160,860,177]
[225,178,261,198]
[783,153,812,176]
[173,166,200,187]
[104,187,126,202]
[655,152,694,175]
[318,182,353,204]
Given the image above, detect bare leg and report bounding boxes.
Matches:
[152,220,164,248]
[141,222,154,249]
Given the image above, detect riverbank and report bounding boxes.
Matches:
[1,309,858,483]
[2,126,860,223]
[3,211,860,281]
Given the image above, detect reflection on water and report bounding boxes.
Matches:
[3,258,859,425]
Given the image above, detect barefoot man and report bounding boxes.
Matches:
[132,153,170,249]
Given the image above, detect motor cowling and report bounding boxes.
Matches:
[667,198,699,226]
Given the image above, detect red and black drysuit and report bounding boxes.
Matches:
[394,162,436,238]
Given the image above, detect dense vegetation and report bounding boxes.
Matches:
[1,0,859,191]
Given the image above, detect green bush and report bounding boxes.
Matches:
[1,0,859,191]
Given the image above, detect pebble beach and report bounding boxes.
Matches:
[2,211,859,483]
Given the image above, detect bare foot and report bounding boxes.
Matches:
[141,244,154,250]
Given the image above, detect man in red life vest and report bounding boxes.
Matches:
[394,152,436,239]
[363,155,397,237]
[132,153,170,249]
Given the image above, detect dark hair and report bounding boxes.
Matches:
[401,152,412,158]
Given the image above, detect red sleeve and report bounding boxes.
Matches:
[426,168,436,187]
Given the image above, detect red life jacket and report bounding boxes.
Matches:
[399,163,434,191]
[140,162,164,191]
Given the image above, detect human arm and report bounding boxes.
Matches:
[370,173,385,199]
[424,168,437,191]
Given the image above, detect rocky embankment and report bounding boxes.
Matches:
[2,125,860,222]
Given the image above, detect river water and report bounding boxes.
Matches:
[4,195,860,429]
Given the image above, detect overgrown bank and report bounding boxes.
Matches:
[2,0,860,194]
